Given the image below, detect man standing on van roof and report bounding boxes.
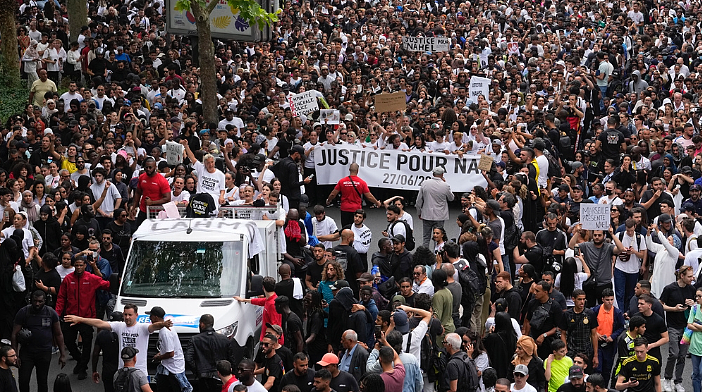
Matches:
[130,156,171,226]
[234,276,284,344]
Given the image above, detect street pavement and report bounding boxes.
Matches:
[19,201,698,392]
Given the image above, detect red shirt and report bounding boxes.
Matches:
[222,375,238,392]
[334,175,370,212]
[137,172,171,212]
[251,293,283,344]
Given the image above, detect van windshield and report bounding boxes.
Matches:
[121,240,244,298]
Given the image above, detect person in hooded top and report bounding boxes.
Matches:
[34,204,61,255]
[327,286,370,353]
[483,312,518,379]
[0,237,22,338]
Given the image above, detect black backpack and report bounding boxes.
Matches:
[462,355,481,392]
[390,220,416,251]
[455,258,483,300]
[113,367,138,392]
[430,348,449,385]
[543,150,561,179]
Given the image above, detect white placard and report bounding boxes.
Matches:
[165,141,184,165]
[289,90,320,117]
[580,204,611,230]
[469,76,491,103]
[319,109,340,124]
[402,36,450,52]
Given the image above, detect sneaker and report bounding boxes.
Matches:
[663,379,673,392]
[77,371,87,381]
[675,384,685,392]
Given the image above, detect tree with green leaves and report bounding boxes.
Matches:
[174,0,278,124]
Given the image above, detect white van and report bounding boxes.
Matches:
[113,217,280,377]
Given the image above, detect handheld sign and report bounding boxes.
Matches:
[580,204,611,230]
[469,76,491,103]
[319,109,340,124]
[375,92,406,113]
[402,36,450,52]
[289,91,320,117]
[478,154,493,172]
[165,141,184,165]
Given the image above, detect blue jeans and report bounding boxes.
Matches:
[502,253,511,277]
[693,354,702,392]
[599,85,608,111]
[613,268,638,311]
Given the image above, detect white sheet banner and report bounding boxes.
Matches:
[313,145,488,191]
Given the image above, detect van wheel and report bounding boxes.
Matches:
[244,337,255,359]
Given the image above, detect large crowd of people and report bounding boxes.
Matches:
[5,0,702,391]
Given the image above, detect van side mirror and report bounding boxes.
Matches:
[246,275,264,299]
[109,273,120,295]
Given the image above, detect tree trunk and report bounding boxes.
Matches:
[67,0,87,49]
[0,0,20,80]
[193,1,218,124]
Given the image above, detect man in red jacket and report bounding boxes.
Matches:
[55,256,110,380]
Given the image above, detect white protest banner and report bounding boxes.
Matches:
[313,145,487,192]
[289,90,319,116]
[580,204,611,230]
[469,76,491,103]
[402,36,450,52]
[319,109,340,124]
[165,141,184,165]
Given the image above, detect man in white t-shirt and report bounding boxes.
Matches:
[182,141,226,205]
[615,219,647,325]
[151,306,191,392]
[533,139,549,189]
[64,304,173,375]
[511,364,537,392]
[90,167,122,228]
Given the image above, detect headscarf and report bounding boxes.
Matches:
[664,153,678,174]
[494,312,517,356]
[335,287,357,311]
[77,175,92,192]
[20,190,37,223]
[24,40,39,59]
[512,335,538,366]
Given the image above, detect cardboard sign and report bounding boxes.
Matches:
[580,204,611,230]
[403,36,450,52]
[469,76,491,103]
[319,109,340,124]
[165,141,184,165]
[478,154,493,172]
[289,90,320,116]
[375,92,407,113]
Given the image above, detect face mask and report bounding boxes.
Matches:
[605,189,613,196]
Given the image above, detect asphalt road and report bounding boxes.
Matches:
[18,202,699,392]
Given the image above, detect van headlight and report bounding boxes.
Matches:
[216,321,238,339]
